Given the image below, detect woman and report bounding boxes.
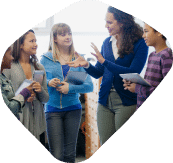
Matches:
[123,23,173,108]
[3,30,49,142]
[67,6,149,145]
[1,46,34,119]
[40,23,93,162]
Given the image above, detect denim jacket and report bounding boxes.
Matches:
[0,73,24,118]
[40,52,93,111]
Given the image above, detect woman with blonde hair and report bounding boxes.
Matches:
[3,30,49,144]
[40,23,93,162]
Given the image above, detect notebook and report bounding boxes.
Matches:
[119,73,151,86]
[64,71,88,85]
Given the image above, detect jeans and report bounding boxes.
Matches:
[97,91,136,145]
[45,109,82,162]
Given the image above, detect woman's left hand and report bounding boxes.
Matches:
[56,81,69,94]
[32,82,42,93]
[91,42,105,64]
[123,79,136,93]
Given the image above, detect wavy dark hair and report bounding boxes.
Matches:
[12,29,39,70]
[108,6,143,58]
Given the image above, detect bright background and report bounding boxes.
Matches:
[32,1,171,77]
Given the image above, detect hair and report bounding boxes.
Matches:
[48,23,75,61]
[153,29,167,40]
[12,29,39,70]
[108,6,143,58]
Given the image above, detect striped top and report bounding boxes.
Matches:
[135,48,173,109]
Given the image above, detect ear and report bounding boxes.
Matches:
[157,32,162,37]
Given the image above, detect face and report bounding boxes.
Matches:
[2,48,14,69]
[142,24,159,47]
[105,12,122,36]
[20,32,37,56]
[54,31,72,48]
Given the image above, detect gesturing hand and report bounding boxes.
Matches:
[90,42,105,64]
[56,81,69,94]
[66,52,89,68]
[48,78,61,88]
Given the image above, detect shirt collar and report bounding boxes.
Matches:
[109,36,116,42]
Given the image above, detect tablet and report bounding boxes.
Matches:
[15,79,33,96]
[33,70,44,84]
[119,73,151,86]
[65,71,88,85]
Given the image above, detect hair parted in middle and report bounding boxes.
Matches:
[48,23,75,61]
[108,6,143,58]
[12,29,39,70]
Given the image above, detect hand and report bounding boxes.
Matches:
[90,42,105,64]
[32,82,42,93]
[26,82,35,93]
[56,81,69,94]
[48,78,61,88]
[123,79,136,93]
[66,52,89,68]
[27,92,36,102]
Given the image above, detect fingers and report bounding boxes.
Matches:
[74,51,80,58]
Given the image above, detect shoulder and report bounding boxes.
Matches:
[103,36,112,45]
[41,51,53,60]
[160,48,173,60]
[36,62,45,70]
[134,38,146,47]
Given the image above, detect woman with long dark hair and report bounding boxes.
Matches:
[3,30,49,142]
[68,6,149,145]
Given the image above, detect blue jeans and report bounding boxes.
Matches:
[45,109,82,162]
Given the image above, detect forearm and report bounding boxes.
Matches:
[85,62,104,79]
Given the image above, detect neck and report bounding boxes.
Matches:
[58,46,70,56]
[154,40,168,53]
[19,52,30,64]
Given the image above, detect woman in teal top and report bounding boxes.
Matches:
[40,23,93,163]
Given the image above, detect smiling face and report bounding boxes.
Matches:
[142,23,159,47]
[55,31,73,49]
[20,32,37,56]
[105,12,122,36]
[2,47,14,70]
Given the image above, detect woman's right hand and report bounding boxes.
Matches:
[67,52,89,68]
[25,82,35,102]
[48,78,61,88]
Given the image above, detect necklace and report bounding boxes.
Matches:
[59,54,71,62]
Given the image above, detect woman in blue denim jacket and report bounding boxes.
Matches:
[40,23,93,163]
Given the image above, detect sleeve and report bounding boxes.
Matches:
[40,56,52,86]
[102,39,148,75]
[68,67,94,94]
[3,69,11,80]
[161,51,173,77]
[2,91,24,115]
[35,64,49,103]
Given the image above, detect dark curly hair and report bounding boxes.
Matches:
[12,29,39,70]
[108,6,143,58]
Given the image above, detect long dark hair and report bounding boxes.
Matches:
[12,29,39,70]
[108,6,143,58]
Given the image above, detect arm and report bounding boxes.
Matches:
[68,71,94,94]
[102,39,148,75]
[35,65,49,103]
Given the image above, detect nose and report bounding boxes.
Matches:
[142,33,145,38]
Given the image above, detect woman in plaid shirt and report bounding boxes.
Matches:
[123,23,173,109]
